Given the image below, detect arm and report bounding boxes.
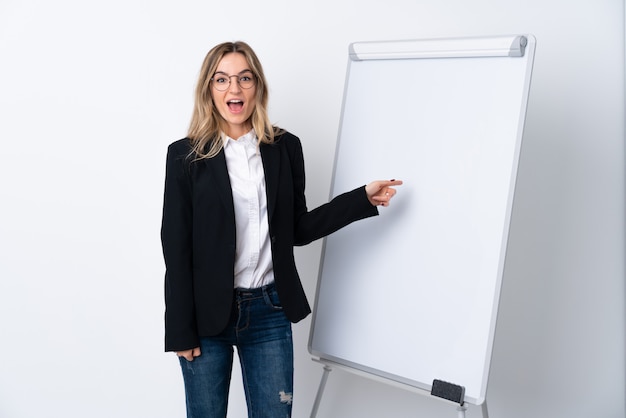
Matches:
[288,137,401,245]
[161,141,199,352]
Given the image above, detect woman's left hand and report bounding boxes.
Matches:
[365,179,403,207]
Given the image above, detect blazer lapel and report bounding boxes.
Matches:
[260,143,280,222]
[205,150,235,215]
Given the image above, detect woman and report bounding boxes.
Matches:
[161,41,402,418]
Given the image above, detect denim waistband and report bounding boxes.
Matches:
[235,281,275,300]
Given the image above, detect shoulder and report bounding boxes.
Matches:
[164,138,195,175]
[275,129,299,142]
[273,130,302,152]
[167,137,193,155]
[165,138,195,167]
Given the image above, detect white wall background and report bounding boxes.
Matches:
[0,1,623,418]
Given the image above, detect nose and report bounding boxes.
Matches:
[228,75,242,92]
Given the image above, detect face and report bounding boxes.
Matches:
[211,52,257,139]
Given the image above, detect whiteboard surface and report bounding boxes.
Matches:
[309,35,535,405]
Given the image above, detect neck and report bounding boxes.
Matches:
[224,123,252,140]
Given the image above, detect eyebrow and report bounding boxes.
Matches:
[214,69,253,76]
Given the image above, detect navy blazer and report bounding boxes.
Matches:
[161,131,378,352]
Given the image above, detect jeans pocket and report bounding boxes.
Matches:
[264,288,283,310]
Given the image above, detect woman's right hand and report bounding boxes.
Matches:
[176,347,201,361]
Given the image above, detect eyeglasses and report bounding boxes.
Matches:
[210,71,256,91]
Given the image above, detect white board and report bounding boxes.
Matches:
[308,35,535,405]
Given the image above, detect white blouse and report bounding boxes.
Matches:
[222,130,275,289]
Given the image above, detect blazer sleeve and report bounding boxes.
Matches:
[287,135,379,245]
[161,140,199,352]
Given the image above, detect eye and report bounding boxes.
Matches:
[214,76,228,84]
[240,75,252,82]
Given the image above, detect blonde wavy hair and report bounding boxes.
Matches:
[187,41,281,159]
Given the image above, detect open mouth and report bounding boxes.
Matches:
[227,99,244,113]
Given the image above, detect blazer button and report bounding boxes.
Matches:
[271,236,276,244]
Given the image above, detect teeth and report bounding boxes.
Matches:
[228,100,242,103]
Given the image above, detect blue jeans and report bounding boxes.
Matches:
[179,283,294,418]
